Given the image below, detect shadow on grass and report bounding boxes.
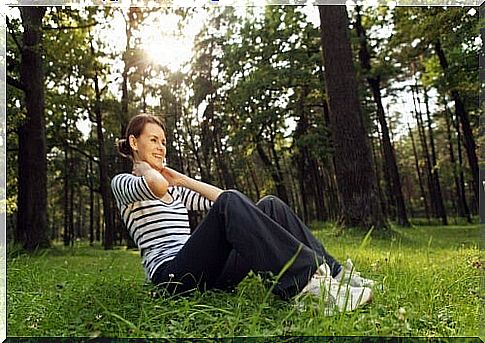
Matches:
[310,220,479,251]
[7,241,139,260]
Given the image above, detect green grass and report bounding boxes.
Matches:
[7,223,483,338]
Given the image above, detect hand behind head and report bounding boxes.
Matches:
[132,160,153,176]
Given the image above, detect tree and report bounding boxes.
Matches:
[354,6,410,226]
[434,38,478,205]
[318,5,387,230]
[15,7,50,250]
[391,6,479,209]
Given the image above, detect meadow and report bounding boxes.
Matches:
[7,222,483,339]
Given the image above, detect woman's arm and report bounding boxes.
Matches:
[132,161,170,198]
[161,167,223,202]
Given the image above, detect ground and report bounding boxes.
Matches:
[6,222,483,338]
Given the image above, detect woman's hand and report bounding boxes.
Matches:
[161,166,223,201]
[160,167,185,187]
[132,161,154,177]
[132,160,169,198]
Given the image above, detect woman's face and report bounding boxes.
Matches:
[129,122,167,171]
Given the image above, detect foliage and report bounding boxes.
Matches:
[5,5,480,243]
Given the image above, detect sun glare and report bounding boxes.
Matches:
[141,35,191,72]
[138,13,201,72]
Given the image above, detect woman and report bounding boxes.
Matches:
[111,114,375,314]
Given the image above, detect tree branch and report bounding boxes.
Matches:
[67,144,99,164]
[7,75,26,92]
[42,21,99,31]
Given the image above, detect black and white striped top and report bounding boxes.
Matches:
[111,173,213,280]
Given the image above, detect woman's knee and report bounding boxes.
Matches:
[216,189,248,205]
[256,195,274,206]
[256,195,285,209]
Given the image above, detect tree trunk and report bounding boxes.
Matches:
[16,7,50,250]
[408,124,430,222]
[318,5,387,230]
[63,141,70,246]
[453,106,473,219]
[200,113,214,183]
[77,181,84,239]
[182,112,208,181]
[119,8,138,174]
[89,159,95,245]
[96,194,101,242]
[444,105,471,222]
[434,39,478,204]
[310,158,327,221]
[283,153,300,218]
[248,162,261,200]
[69,175,74,246]
[412,85,438,218]
[354,7,409,226]
[370,134,388,220]
[423,88,447,225]
[256,141,289,203]
[293,90,310,222]
[213,118,235,189]
[89,39,115,250]
[377,126,394,218]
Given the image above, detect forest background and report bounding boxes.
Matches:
[5,5,480,249]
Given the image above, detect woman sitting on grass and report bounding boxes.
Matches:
[111,114,375,314]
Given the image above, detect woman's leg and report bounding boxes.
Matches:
[152,190,323,299]
[214,195,343,289]
[255,195,342,277]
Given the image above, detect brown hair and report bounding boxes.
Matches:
[116,114,166,159]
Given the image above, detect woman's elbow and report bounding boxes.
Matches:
[156,179,170,197]
[146,175,169,198]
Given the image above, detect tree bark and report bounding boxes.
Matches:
[69,172,74,246]
[411,85,438,218]
[248,162,261,200]
[89,159,95,245]
[310,158,327,221]
[370,134,388,220]
[423,88,447,225]
[453,107,473,219]
[63,140,70,247]
[89,37,115,249]
[256,141,289,203]
[444,105,471,222]
[63,63,73,246]
[408,124,430,222]
[355,7,409,226]
[119,8,136,174]
[213,116,235,189]
[318,5,387,230]
[16,7,50,250]
[293,89,310,222]
[377,126,393,218]
[96,194,101,242]
[434,39,478,204]
[182,112,208,181]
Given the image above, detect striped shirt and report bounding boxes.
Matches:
[111,173,213,280]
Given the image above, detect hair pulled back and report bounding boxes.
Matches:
[116,114,166,159]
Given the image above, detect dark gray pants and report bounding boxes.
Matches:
[152,190,342,299]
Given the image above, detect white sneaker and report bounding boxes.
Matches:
[298,263,373,315]
[335,259,376,288]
